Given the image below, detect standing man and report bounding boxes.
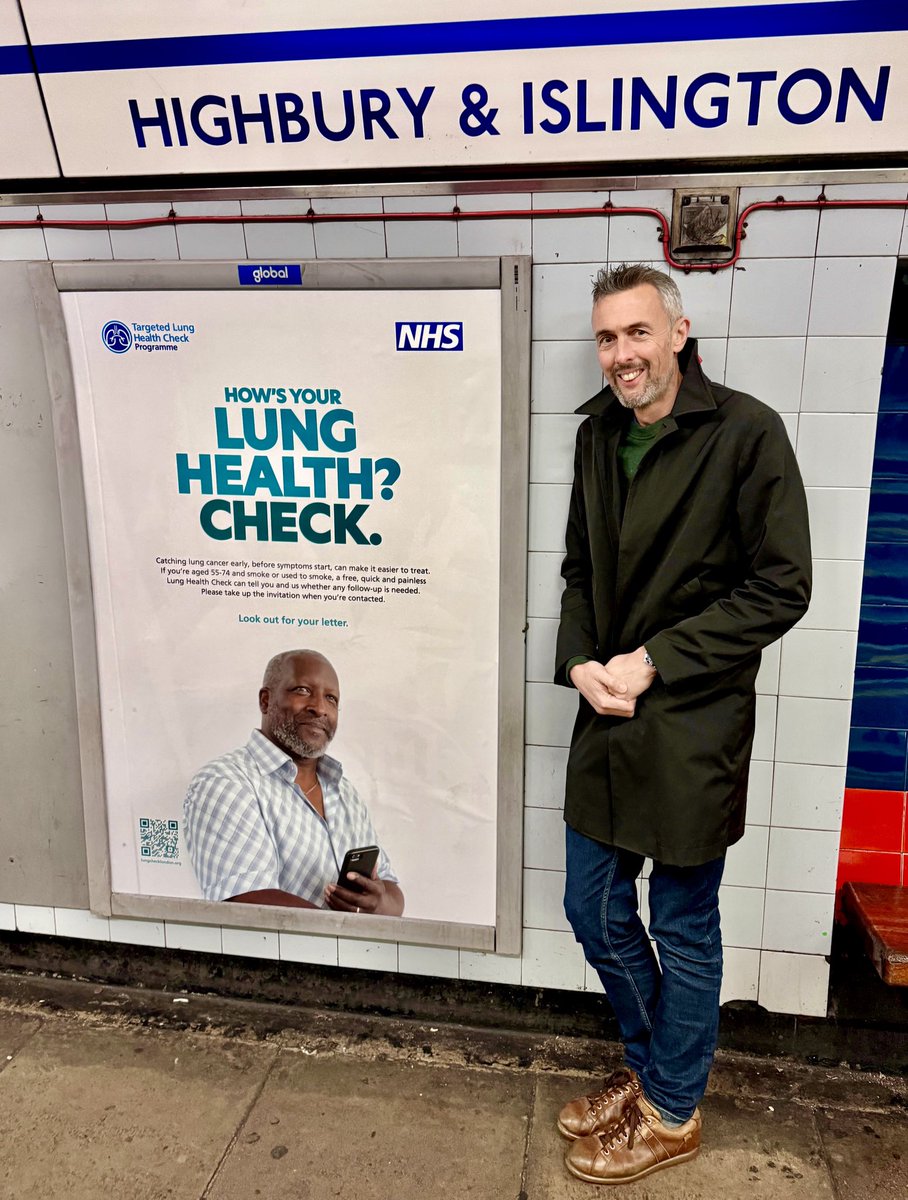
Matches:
[555,264,810,1185]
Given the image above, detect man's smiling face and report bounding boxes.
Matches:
[592,283,690,423]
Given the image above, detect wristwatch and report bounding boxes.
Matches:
[643,649,656,670]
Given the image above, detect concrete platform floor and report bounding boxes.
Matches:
[0,977,906,1199]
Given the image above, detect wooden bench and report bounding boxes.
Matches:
[841,882,908,986]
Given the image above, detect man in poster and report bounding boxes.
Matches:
[554,265,810,1184]
[184,648,404,915]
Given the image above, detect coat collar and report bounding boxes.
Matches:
[575,338,718,424]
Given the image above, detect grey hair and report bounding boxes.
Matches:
[591,263,684,325]
[262,649,330,690]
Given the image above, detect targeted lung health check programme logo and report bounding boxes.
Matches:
[101,319,133,354]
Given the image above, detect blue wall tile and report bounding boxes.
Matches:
[872,413,908,479]
[857,604,908,667]
[880,344,908,413]
[867,479,908,543]
[851,666,908,729]
[862,544,908,605]
[846,727,908,790]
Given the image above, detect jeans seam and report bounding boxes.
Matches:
[599,854,654,1035]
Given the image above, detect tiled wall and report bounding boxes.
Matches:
[839,275,908,892]
[4,181,908,1019]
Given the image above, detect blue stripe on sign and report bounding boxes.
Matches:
[0,44,34,75]
[31,2,908,74]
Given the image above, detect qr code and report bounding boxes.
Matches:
[139,817,180,863]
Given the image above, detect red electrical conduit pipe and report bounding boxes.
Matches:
[0,196,905,271]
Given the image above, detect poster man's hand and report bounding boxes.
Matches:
[569,660,636,718]
[325,868,404,916]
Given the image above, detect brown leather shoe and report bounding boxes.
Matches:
[556,1067,641,1140]
[565,1093,701,1184]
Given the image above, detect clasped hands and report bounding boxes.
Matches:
[569,648,657,719]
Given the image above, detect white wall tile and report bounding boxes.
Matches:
[42,204,113,260]
[755,640,781,695]
[528,483,571,552]
[107,202,179,260]
[459,948,523,985]
[523,868,570,932]
[164,921,222,954]
[720,946,760,1003]
[718,885,765,949]
[526,681,577,748]
[521,928,586,990]
[805,488,870,559]
[54,908,111,941]
[780,412,798,446]
[337,938,399,971]
[0,205,47,260]
[530,413,583,483]
[108,917,166,948]
[758,950,830,1017]
[728,258,814,337]
[525,744,568,809]
[800,337,886,413]
[808,257,896,336]
[753,695,777,761]
[771,762,846,831]
[737,185,821,259]
[0,903,15,930]
[312,197,385,259]
[175,200,247,259]
[796,413,876,488]
[779,628,857,700]
[671,264,733,338]
[527,551,564,619]
[384,194,457,258]
[532,340,601,413]
[746,759,773,826]
[241,198,316,259]
[532,262,600,339]
[524,806,566,871]
[766,827,840,893]
[526,617,558,683]
[775,696,852,766]
[817,202,906,257]
[456,192,531,256]
[221,926,279,959]
[724,338,805,412]
[799,559,863,631]
[695,337,727,382]
[606,189,672,263]
[398,943,460,979]
[15,904,56,935]
[533,213,608,265]
[724,825,769,889]
[584,960,605,993]
[762,889,834,954]
[279,931,339,966]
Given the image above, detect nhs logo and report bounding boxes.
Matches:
[237,264,302,286]
[395,321,464,351]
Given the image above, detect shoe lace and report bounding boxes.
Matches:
[600,1097,644,1154]
[589,1068,636,1114]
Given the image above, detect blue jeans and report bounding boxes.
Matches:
[564,825,725,1123]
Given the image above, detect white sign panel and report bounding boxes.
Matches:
[62,283,502,929]
[21,0,907,176]
[0,0,58,178]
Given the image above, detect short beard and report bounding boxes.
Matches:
[270,717,332,760]
[611,362,677,412]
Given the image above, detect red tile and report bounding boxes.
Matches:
[840,788,905,852]
[837,849,902,893]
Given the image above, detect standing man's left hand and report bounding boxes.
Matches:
[325,868,405,916]
[602,647,658,700]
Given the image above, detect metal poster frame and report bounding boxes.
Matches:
[30,256,529,954]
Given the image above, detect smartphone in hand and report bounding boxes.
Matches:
[337,845,379,890]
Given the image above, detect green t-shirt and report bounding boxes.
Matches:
[618,419,660,481]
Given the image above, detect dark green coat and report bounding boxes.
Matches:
[555,341,811,866]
